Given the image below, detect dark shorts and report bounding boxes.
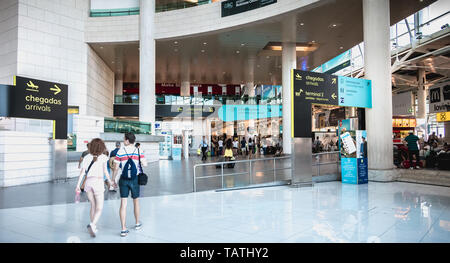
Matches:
[119,177,140,199]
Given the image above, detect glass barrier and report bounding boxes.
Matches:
[90,0,214,17]
[104,117,151,135]
[115,94,283,106]
[67,133,77,151]
[155,0,212,13]
[90,7,140,17]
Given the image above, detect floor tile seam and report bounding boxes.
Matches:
[130,231,174,242]
[257,223,314,241]
[2,210,76,231]
[375,219,398,240]
[0,225,47,243]
[418,208,447,243]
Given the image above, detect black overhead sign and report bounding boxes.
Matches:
[291,70,338,138]
[10,76,68,139]
[222,0,277,17]
[291,69,372,138]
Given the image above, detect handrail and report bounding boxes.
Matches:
[193,155,291,167]
[390,11,450,42]
[193,155,292,192]
[312,151,340,156]
[193,152,341,192]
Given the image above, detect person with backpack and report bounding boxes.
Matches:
[112,133,147,237]
[75,138,114,238]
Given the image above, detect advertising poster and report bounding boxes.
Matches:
[356,130,368,184]
[339,120,368,184]
[429,82,450,113]
[340,131,357,158]
[356,130,367,159]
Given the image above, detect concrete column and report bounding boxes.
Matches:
[282,42,296,154]
[363,0,395,177]
[180,55,190,97]
[282,16,296,155]
[139,0,156,126]
[114,78,123,97]
[417,68,427,119]
[245,56,256,96]
[444,122,450,144]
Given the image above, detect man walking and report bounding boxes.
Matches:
[404,131,420,169]
[199,136,208,161]
[112,133,147,237]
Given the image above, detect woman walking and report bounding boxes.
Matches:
[75,138,114,237]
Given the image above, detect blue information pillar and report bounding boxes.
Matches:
[339,119,368,184]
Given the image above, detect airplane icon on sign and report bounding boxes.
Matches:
[26,81,39,92]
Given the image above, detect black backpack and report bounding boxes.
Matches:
[121,148,138,180]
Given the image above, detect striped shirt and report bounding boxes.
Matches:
[114,145,146,174]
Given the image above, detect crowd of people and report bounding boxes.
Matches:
[198,134,284,161]
[397,131,450,170]
[312,135,339,153]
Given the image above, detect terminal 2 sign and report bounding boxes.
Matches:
[291,69,372,138]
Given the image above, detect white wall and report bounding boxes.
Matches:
[0,0,18,85]
[84,0,321,42]
[85,14,139,43]
[73,114,104,152]
[16,0,90,114]
[0,131,52,187]
[86,45,114,117]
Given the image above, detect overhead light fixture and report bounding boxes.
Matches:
[241,43,245,46]
[236,50,240,54]
[201,49,205,52]
[100,46,103,49]
[203,42,207,45]
[263,42,318,52]
[300,23,304,26]
[340,46,343,49]
[174,41,178,44]
[329,23,341,29]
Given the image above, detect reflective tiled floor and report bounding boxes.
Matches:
[0,181,449,243]
[0,155,297,209]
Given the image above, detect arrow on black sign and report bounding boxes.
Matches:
[50,85,61,95]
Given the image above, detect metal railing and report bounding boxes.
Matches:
[193,151,341,192]
[193,156,291,192]
[312,151,340,177]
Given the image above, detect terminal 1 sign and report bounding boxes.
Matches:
[291,69,372,138]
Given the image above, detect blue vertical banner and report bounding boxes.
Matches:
[339,120,368,184]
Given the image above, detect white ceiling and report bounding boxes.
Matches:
[90,0,438,84]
